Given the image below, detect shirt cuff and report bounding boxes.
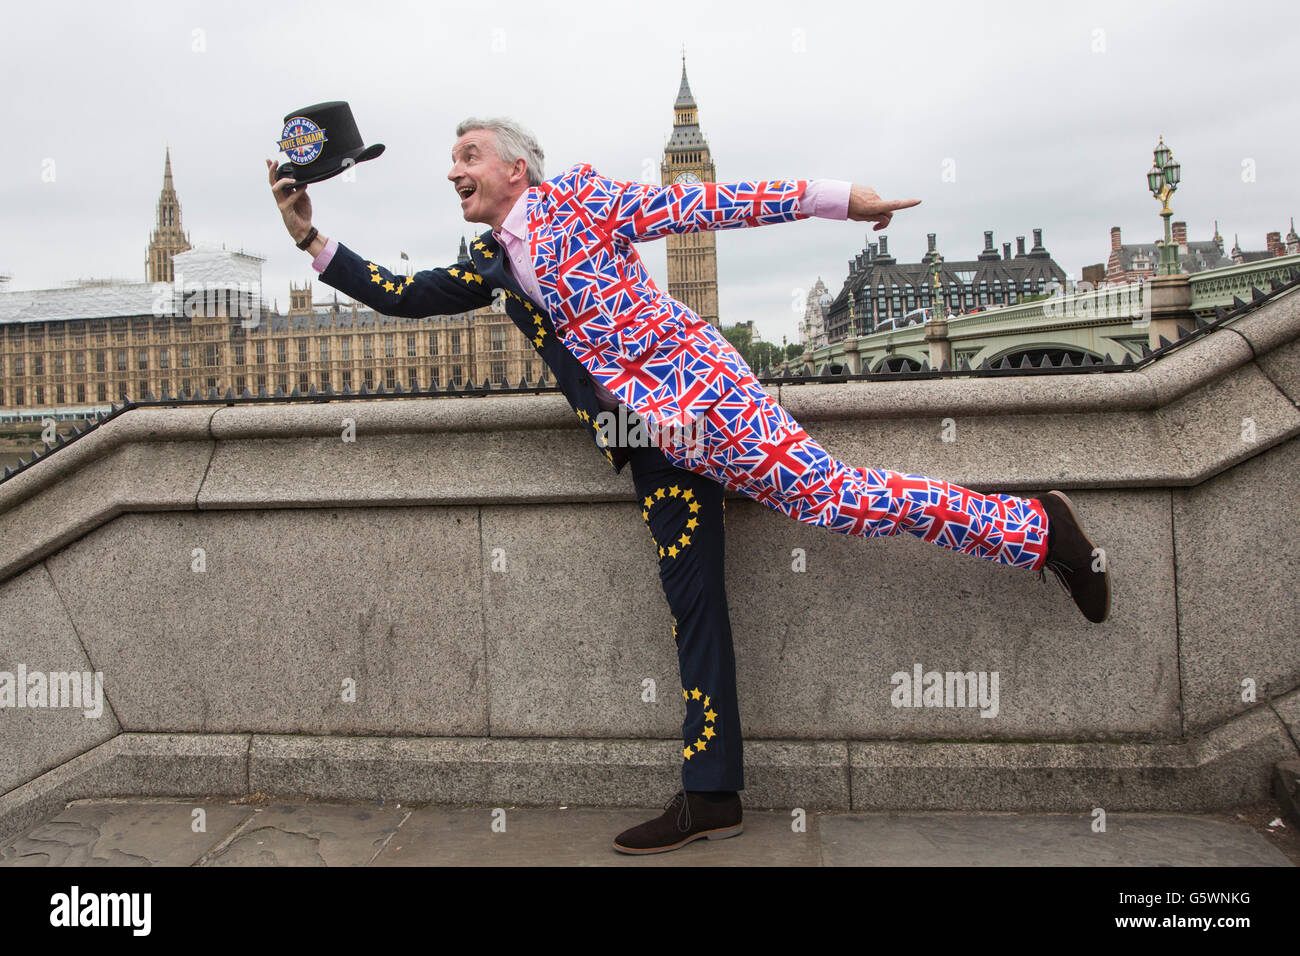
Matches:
[801,179,852,220]
[311,237,338,273]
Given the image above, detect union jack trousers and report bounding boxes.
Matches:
[655,373,1051,572]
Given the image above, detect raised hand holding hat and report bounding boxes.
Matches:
[274,100,385,188]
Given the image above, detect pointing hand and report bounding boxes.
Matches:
[847,185,921,231]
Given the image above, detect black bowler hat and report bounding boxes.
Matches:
[275,101,385,187]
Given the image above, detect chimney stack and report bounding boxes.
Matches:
[1031,228,1044,253]
[1111,226,1122,251]
[978,229,1000,261]
[1002,242,1012,260]
[878,235,889,257]
[868,242,877,261]
[1016,236,1026,257]
[927,233,937,254]
[1267,231,1283,256]
[1172,221,1187,245]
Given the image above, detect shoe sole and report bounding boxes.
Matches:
[1046,490,1111,624]
[611,822,744,855]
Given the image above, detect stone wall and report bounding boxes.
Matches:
[1,290,1298,838]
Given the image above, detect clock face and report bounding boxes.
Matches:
[674,172,702,185]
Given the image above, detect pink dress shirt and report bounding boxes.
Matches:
[313,178,853,410]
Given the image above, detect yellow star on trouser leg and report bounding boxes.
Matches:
[683,746,693,760]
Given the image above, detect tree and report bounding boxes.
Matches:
[720,323,753,360]
[721,323,791,372]
[752,341,782,370]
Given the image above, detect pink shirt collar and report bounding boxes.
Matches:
[492,187,530,244]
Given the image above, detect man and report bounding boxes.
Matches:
[266,117,1108,855]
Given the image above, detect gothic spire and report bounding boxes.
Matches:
[146,146,191,282]
[675,51,697,110]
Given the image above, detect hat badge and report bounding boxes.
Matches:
[278,117,329,166]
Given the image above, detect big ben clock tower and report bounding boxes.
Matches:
[661,54,720,327]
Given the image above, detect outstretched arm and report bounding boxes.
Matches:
[589,166,812,243]
[266,158,493,317]
[560,164,920,243]
[317,241,495,318]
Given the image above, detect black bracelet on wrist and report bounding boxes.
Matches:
[295,226,319,251]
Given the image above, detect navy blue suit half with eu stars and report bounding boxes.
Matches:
[315,230,745,793]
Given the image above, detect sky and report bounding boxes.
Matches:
[2,0,1298,345]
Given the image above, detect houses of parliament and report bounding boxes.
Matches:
[0,61,722,414]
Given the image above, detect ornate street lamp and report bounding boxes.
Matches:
[929,253,944,317]
[1148,136,1182,276]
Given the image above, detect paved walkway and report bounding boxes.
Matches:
[0,799,1294,866]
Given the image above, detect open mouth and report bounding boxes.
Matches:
[457,184,477,199]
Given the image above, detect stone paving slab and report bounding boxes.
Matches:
[371,807,819,867]
[0,799,252,866]
[201,803,411,867]
[819,813,1292,867]
[0,799,1292,866]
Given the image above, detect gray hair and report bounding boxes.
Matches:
[455,116,546,186]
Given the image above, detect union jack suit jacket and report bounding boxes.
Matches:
[318,162,814,472]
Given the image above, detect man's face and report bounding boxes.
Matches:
[447,129,526,227]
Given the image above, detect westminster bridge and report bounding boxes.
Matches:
[786,254,1300,375]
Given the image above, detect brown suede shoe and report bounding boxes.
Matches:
[612,790,743,855]
[1037,490,1111,624]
